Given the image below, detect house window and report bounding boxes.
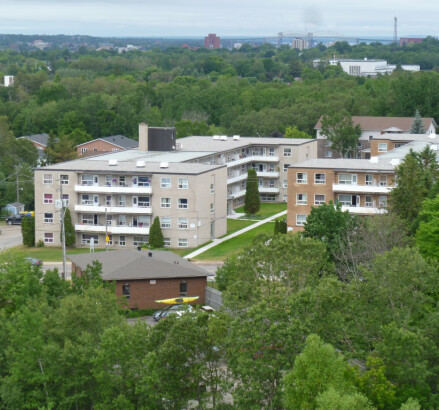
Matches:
[43,213,53,223]
[325,150,333,158]
[164,238,171,247]
[178,238,188,248]
[119,235,126,246]
[314,194,325,205]
[44,233,54,243]
[210,203,215,214]
[379,175,387,186]
[338,173,357,185]
[161,217,171,229]
[82,234,98,245]
[93,148,98,152]
[325,140,332,147]
[296,214,307,226]
[297,172,307,184]
[133,236,148,246]
[283,148,292,157]
[365,195,373,207]
[296,193,307,205]
[283,180,288,188]
[379,196,387,208]
[180,280,188,296]
[112,148,119,152]
[60,175,69,185]
[210,183,215,194]
[178,198,188,209]
[62,194,69,207]
[81,147,88,154]
[161,177,171,188]
[178,218,188,229]
[44,194,53,204]
[378,143,388,152]
[283,164,291,172]
[122,283,130,299]
[314,173,326,184]
[161,197,171,208]
[365,175,373,186]
[269,148,275,156]
[43,174,52,184]
[178,178,188,189]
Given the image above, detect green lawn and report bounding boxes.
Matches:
[224,219,254,236]
[193,221,275,261]
[235,202,287,220]
[6,246,107,261]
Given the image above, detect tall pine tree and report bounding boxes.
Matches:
[64,208,75,247]
[149,216,164,249]
[410,109,425,134]
[244,168,260,216]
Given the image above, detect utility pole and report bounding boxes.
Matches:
[16,165,20,204]
[58,179,66,280]
[394,17,398,44]
[105,207,108,251]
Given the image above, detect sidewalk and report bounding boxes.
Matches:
[184,210,287,260]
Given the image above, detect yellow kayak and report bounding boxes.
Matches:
[155,296,199,304]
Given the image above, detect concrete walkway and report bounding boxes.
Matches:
[184,210,287,260]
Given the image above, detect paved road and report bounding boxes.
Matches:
[0,224,22,251]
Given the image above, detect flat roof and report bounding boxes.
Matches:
[374,133,439,142]
[290,158,395,172]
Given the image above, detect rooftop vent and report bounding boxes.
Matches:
[391,158,401,166]
[109,159,118,166]
[220,135,227,141]
[160,162,169,168]
[233,135,240,140]
[148,252,152,257]
[213,135,220,140]
[136,160,145,167]
[370,156,379,163]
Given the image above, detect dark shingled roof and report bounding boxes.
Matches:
[100,135,139,149]
[20,133,50,146]
[67,249,212,281]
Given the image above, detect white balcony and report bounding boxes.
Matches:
[75,224,150,235]
[227,171,280,185]
[75,184,152,194]
[340,206,387,215]
[75,204,152,214]
[227,155,279,167]
[332,184,392,194]
[230,189,246,199]
[257,171,279,178]
[227,174,247,185]
[259,187,280,194]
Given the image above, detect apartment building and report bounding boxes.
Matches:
[370,132,439,156]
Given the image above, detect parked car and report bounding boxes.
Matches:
[24,257,43,267]
[5,214,23,225]
[160,304,195,319]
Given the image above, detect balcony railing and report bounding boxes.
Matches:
[75,184,152,194]
[75,223,150,235]
[332,183,392,194]
[75,204,152,214]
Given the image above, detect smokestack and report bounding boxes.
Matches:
[139,123,148,153]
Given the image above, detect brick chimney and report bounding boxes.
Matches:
[139,123,148,152]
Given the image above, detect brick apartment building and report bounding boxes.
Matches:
[204,33,220,49]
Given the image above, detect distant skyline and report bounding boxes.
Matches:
[1,0,435,38]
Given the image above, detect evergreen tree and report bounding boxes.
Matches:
[21,216,35,247]
[274,220,280,235]
[244,169,260,216]
[63,208,75,247]
[279,219,287,234]
[149,216,164,249]
[410,109,425,134]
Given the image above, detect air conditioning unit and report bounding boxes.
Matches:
[220,135,227,141]
[136,160,145,167]
[233,135,240,140]
[213,135,220,140]
[160,162,169,168]
[109,159,118,166]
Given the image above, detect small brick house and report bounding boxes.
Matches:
[68,249,211,309]
[77,135,139,157]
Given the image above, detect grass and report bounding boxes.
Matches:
[6,246,106,261]
[224,219,254,236]
[193,221,275,261]
[235,202,287,220]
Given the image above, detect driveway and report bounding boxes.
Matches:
[0,224,22,251]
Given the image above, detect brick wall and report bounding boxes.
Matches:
[77,140,124,156]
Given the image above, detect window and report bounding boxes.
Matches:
[325,140,332,147]
[106,214,112,226]
[118,195,126,207]
[178,198,188,209]
[394,143,404,148]
[180,280,188,296]
[82,234,98,245]
[357,142,362,149]
[107,235,113,245]
[81,147,88,154]
[137,176,151,187]
[119,235,126,246]
[283,180,288,188]
[44,213,53,223]
[133,215,150,227]
[161,217,171,229]
[60,174,69,185]
[112,148,119,152]
[210,183,215,194]
[379,175,387,186]
[314,194,325,205]
[260,194,276,201]
[43,174,52,184]
[283,147,292,157]
[178,238,188,248]
[268,163,275,171]
[178,218,188,229]
[122,283,130,299]
[81,174,98,186]
[161,177,171,188]
[93,148,98,152]
[138,196,150,207]
[283,195,288,202]
[296,193,307,205]
[210,203,215,214]
[44,194,53,204]
[44,233,54,243]
[284,164,291,172]
[106,175,113,186]
[365,195,373,207]
[118,176,126,187]
[378,143,388,152]
[269,179,275,188]
[81,194,98,205]
[296,214,307,226]
[105,195,112,206]
[297,172,307,184]
[118,215,126,226]
[269,148,275,156]
[133,236,148,246]
[178,178,188,189]
[379,196,387,207]
[62,194,69,207]
[325,150,333,158]
[338,173,357,185]
[314,173,326,184]
[161,197,171,208]
[164,238,171,247]
[258,179,263,187]
[81,214,95,225]
[338,194,354,206]
[365,174,373,186]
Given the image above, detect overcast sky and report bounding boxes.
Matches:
[0,0,433,38]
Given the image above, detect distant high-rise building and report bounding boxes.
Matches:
[204,33,221,49]
[292,38,308,50]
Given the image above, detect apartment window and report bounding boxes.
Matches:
[325,150,333,158]
[338,173,357,185]
[117,176,125,187]
[44,233,54,243]
[325,140,332,147]
[43,174,52,184]
[106,215,112,226]
[137,176,151,187]
[314,173,326,184]
[161,177,171,188]
[133,236,148,246]
[81,174,98,186]
[258,178,263,187]
[297,172,307,184]
[138,196,150,207]
[365,174,373,186]
[60,174,69,185]
[133,215,150,228]
[178,238,188,248]
[178,178,188,189]
[82,234,98,245]
[379,196,387,208]
[379,175,387,186]
[178,218,188,229]
[210,183,215,194]
[164,238,171,247]
[284,164,291,172]
[268,163,275,171]
[178,198,188,209]
[283,195,288,202]
[314,194,325,205]
[296,214,307,226]
[119,235,126,246]
[269,148,275,156]
[378,143,388,152]
[62,194,69,207]
[107,235,113,245]
[81,194,98,205]
[283,180,288,188]
[118,215,126,226]
[161,197,171,208]
[210,203,215,214]
[43,213,53,223]
[105,195,112,206]
[365,195,373,207]
[269,179,275,188]
[44,194,53,204]
[357,142,362,149]
[241,181,246,190]
[81,214,96,225]
[338,194,354,206]
[106,175,113,186]
[161,217,171,229]
[118,195,126,207]
[283,147,292,157]
[296,193,307,205]
[122,283,130,299]
[260,194,276,202]
[180,280,188,296]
